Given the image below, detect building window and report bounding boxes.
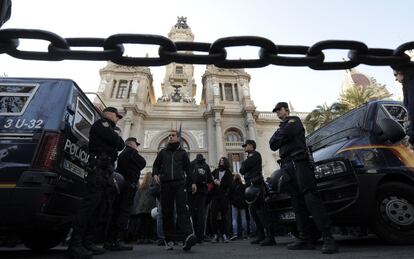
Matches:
[116,80,129,99]
[219,83,224,101]
[224,83,233,101]
[176,66,183,74]
[234,83,239,101]
[225,130,242,142]
[110,80,117,98]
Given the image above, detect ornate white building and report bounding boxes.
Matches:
[94,18,307,177]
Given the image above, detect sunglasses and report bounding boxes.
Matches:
[169,134,177,137]
[394,72,401,77]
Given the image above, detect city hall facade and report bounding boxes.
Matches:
[94,19,308,177]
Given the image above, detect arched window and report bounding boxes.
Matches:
[225,128,243,142]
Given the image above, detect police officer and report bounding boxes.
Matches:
[153,129,197,251]
[68,107,125,259]
[269,102,338,254]
[240,140,276,246]
[105,137,146,251]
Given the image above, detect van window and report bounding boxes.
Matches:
[0,83,39,116]
[377,104,407,126]
[73,98,94,141]
[307,106,366,150]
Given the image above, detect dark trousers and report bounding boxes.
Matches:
[160,180,193,241]
[283,159,331,236]
[136,213,154,240]
[71,164,111,246]
[106,182,137,242]
[211,196,229,235]
[189,193,207,242]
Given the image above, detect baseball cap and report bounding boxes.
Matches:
[103,106,123,119]
[125,137,140,146]
[242,139,256,149]
[272,102,289,112]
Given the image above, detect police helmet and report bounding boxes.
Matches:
[269,169,284,193]
[151,207,158,219]
[244,185,261,205]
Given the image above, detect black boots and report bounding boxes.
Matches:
[287,237,315,250]
[83,242,105,255]
[104,239,133,251]
[183,234,197,251]
[68,234,93,259]
[321,232,338,254]
[287,232,315,250]
[260,228,276,246]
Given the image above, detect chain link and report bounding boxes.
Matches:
[0,28,413,70]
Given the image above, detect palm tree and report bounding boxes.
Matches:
[339,82,392,111]
[304,102,345,133]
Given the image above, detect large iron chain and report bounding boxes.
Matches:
[0,28,413,70]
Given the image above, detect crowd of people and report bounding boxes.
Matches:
[67,100,343,259]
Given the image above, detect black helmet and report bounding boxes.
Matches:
[269,169,283,193]
[244,185,261,205]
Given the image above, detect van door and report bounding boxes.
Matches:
[42,93,97,216]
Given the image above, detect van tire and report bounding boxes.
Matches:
[23,227,69,251]
[372,182,414,245]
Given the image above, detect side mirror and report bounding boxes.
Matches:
[375,118,406,143]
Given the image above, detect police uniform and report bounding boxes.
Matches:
[269,102,337,253]
[240,140,276,246]
[69,108,125,259]
[105,137,146,250]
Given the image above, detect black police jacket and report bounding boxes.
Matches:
[152,142,192,183]
[269,116,307,159]
[190,159,213,194]
[89,118,125,160]
[116,146,146,184]
[239,150,263,185]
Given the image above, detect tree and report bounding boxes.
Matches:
[304,102,346,133]
[339,82,392,111]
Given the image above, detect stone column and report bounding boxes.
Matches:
[246,112,257,140]
[122,117,132,139]
[135,115,144,144]
[207,116,215,166]
[215,112,224,159]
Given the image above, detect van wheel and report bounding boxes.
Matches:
[372,182,414,245]
[23,227,69,251]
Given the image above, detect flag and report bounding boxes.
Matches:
[178,122,182,146]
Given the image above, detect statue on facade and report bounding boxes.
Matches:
[175,16,189,29]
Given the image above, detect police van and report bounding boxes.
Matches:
[0,78,101,250]
[267,100,414,245]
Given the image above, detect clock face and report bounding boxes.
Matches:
[0,96,28,113]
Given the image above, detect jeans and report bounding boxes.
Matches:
[231,206,247,236]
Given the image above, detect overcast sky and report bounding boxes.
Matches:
[0,0,411,112]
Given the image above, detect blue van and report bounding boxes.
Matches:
[0,78,101,250]
[266,100,414,245]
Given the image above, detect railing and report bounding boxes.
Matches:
[258,111,309,120]
[225,141,244,148]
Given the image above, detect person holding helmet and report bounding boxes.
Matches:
[240,140,276,246]
[105,137,146,251]
[269,102,338,254]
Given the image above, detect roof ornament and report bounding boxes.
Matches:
[175,16,189,29]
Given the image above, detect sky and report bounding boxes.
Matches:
[0,0,412,112]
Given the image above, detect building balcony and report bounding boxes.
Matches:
[225,141,244,149]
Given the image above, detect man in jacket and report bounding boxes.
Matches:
[269,102,338,254]
[240,139,276,246]
[105,137,146,251]
[153,129,197,251]
[68,107,125,259]
[189,153,213,243]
